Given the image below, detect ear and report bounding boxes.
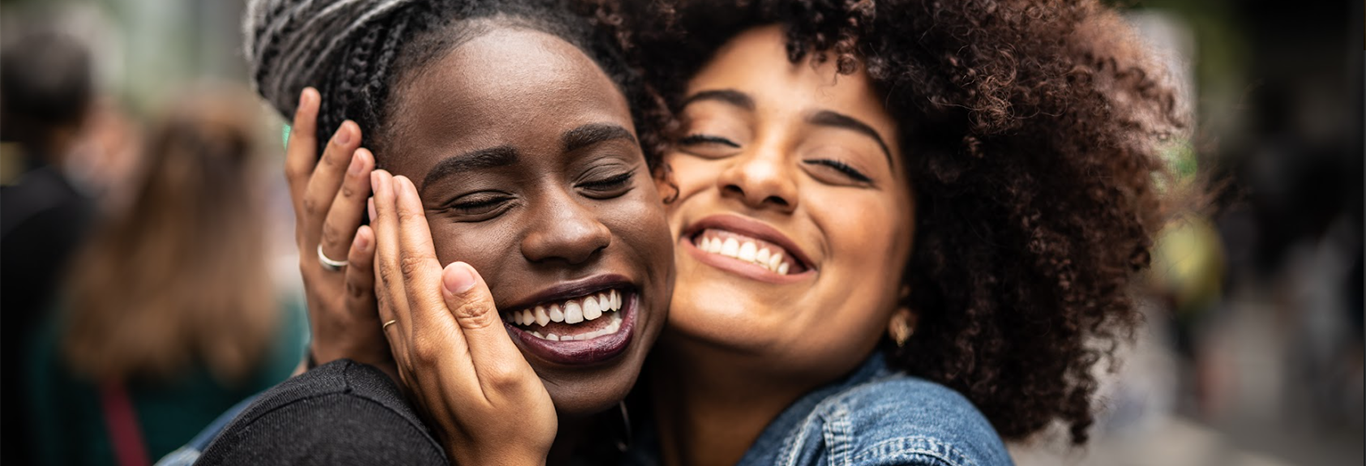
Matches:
[653,162,679,204]
[887,285,917,346]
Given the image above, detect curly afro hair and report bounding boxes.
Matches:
[593,0,1183,445]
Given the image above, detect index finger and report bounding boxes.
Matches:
[285,87,320,214]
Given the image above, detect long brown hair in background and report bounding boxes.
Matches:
[63,88,277,384]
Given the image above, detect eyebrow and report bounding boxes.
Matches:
[562,123,638,153]
[421,145,519,190]
[808,110,894,167]
[680,89,755,111]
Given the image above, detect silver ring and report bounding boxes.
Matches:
[317,244,348,271]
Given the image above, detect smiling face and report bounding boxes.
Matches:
[380,26,674,416]
[665,25,915,383]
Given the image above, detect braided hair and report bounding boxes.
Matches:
[244,0,666,167]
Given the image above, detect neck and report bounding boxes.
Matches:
[648,337,815,466]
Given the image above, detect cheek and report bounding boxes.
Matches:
[428,222,518,276]
[608,188,675,266]
[808,191,911,333]
[665,154,720,197]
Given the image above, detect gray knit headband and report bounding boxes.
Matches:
[243,0,417,119]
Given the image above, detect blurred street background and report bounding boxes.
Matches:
[1,0,1361,465]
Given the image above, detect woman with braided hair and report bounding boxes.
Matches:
[197,0,677,464]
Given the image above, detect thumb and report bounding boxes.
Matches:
[441,262,501,331]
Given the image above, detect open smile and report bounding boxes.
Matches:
[500,276,638,366]
[682,214,815,284]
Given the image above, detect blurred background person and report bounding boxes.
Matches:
[22,88,306,466]
[0,28,100,465]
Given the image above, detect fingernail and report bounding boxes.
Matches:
[367,197,376,219]
[355,229,370,251]
[443,262,477,295]
[370,170,381,188]
[392,176,407,199]
[299,89,311,107]
[336,122,353,145]
[348,152,365,176]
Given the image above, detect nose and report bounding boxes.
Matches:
[520,189,612,264]
[716,140,799,213]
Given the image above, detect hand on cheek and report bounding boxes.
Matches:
[369,169,558,466]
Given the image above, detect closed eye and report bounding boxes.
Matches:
[580,171,634,190]
[578,169,636,199]
[803,159,873,184]
[447,193,513,217]
[679,134,740,148]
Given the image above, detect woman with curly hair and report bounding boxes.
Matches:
[253,0,1180,464]
[604,0,1180,459]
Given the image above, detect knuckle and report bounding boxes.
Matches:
[301,197,322,216]
[451,300,497,329]
[285,164,309,182]
[398,256,427,280]
[345,276,369,299]
[377,263,398,287]
[320,222,343,247]
[396,209,425,224]
[484,365,521,389]
[410,334,442,365]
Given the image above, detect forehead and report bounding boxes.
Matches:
[384,27,633,176]
[686,26,897,152]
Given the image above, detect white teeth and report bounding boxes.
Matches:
[738,241,757,261]
[583,296,602,321]
[524,311,623,341]
[534,306,550,326]
[564,301,584,324]
[721,238,739,257]
[696,231,799,275]
[511,289,627,333]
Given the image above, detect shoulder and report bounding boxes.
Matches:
[196,360,447,466]
[811,375,1013,466]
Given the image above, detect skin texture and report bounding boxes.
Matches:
[651,25,916,466]
[377,28,674,419]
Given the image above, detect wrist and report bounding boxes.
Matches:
[446,442,547,466]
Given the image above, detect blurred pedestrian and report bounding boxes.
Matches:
[0,29,99,465]
[23,89,306,466]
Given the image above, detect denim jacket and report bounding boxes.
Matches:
[627,353,1013,466]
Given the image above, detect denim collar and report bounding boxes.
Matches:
[735,352,892,466]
